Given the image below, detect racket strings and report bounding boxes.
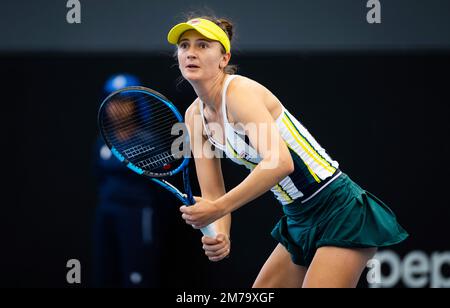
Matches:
[101,91,175,129]
[102,94,174,129]
[101,93,149,128]
[135,151,184,171]
[107,121,185,157]
[102,101,176,131]
[102,94,182,146]
[106,119,181,151]
[105,115,180,145]
[104,111,177,136]
[102,96,178,135]
[118,136,184,163]
[123,143,157,159]
[100,91,188,173]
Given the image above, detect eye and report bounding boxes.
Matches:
[179,42,188,49]
[199,42,208,49]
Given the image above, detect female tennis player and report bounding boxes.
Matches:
[168,16,408,287]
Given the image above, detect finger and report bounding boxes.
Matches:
[203,242,227,252]
[216,233,228,242]
[202,236,219,245]
[179,206,191,214]
[189,221,207,229]
[193,196,202,202]
[205,246,229,257]
[183,218,196,225]
[202,235,217,243]
[208,250,230,262]
[185,218,201,226]
[185,220,197,227]
[181,213,193,221]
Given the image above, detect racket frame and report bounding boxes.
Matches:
[98,86,216,237]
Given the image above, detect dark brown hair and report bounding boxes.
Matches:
[173,14,238,75]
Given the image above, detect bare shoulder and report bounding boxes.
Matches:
[226,75,269,121]
[227,76,266,104]
[227,75,267,95]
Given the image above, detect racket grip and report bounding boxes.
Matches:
[200,224,217,238]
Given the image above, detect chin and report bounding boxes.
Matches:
[182,71,203,82]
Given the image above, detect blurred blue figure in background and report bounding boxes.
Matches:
[103,74,140,94]
[92,73,171,287]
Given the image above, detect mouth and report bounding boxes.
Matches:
[186,64,200,69]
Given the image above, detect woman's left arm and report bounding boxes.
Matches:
[181,80,294,228]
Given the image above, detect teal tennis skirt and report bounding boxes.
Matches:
[271,172,408,267]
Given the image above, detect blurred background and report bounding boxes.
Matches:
[0,0,449,288]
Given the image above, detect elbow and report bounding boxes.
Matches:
[282,157,295,176]
[278,146,295,176]
[261,153,294,177]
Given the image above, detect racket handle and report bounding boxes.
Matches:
[200,224,217,238]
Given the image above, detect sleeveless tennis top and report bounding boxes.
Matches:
[199,74,342,205]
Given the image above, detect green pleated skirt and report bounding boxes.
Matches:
[271,172,409,267]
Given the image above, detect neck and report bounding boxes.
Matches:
[190,73,228,112]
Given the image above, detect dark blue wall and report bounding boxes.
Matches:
[1,0,450,52]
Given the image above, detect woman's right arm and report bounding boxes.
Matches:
[184,100,231,261]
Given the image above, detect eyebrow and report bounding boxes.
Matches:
[178,38,213,43]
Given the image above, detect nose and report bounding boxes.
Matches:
[187,53,197,60]
[184,44,197,59]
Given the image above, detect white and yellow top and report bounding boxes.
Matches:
[199,75,342,205]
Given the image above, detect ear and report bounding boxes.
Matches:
[219,52,231,69]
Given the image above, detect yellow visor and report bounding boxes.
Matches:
[167,18,231,53]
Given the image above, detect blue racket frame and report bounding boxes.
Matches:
[109,146,194,205]
[98,86,216,237]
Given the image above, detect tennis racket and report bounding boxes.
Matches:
[97,86,217,238]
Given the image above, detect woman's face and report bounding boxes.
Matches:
[177,30,230,82]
